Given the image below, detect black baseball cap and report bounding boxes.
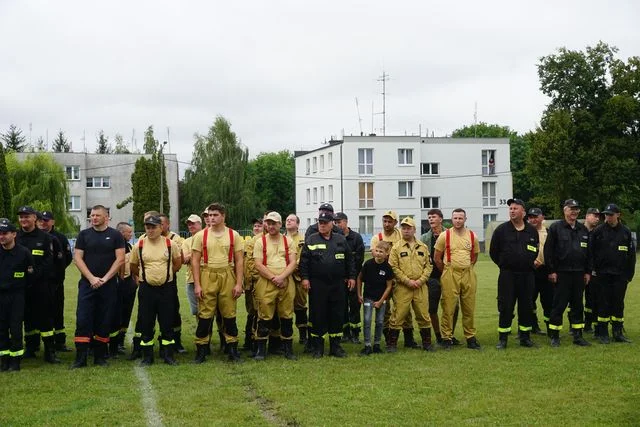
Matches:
[507,198,525,208]
[0,218,17,232]
[318,212,334,222]
[40,211,54,220]
[17,206,37,215]
[586,208,600,215]
[602,203,620,214]
[318,203,334,213]
[333,212,348,221]
[144,215,162,226]
[563,199,580,208]
[527,208,543,217]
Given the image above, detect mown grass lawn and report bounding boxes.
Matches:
[1,254,638,426]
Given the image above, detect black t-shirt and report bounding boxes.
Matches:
[361,258,394,301]
[75,226,125,278]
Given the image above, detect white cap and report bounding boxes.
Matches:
[185,214,202,224]
[264,211,282,223]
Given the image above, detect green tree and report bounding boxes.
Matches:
[113,133,131,154]
[1,124,27,152]
[452,122,532,204]
[0,143,11,217]
[527,42,640,217]
[5,152,77,233]
[246,150,295,215]
[95,130,112,154]
[35,136,46,152]
[143,126,159,154]
[131,153,169,231]
[180,116,257,228]
[52,130,71,153]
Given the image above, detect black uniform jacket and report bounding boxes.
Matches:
[590,222,636,281]
[0,244,34,291]
[16,227,54,284]
[544,220,590,273]
[299,232,356,284]
[490,221,539,272]
[344,228,365,276]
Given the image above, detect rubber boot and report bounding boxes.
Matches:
[420,328,435,352]
[329,337,347,358]
[298,326,308,345]
[128,336,142,360]
[386,329,400,353]
[572,329,591,346]
[55,333,72,352]
[583,311,594,333]
[496,332,508,350]
[612,324,632,343]
[253,340,267,361]
[8,356,21,371]
[162,344,178,365]
[282,339,297,360]
[218,331,227,354]
[93,342,108,366]
[140,346,154,366]
[550,329,560,347]
[24,334,38,359]
[519,330,534,347]
[108,339,119,359]
[242,332,253,352]
[351,328,361,344]
[268,336,283,355]
[383,328,390,349]
[158,342,165,359]
[44,338,61,364]
[597,323,610,344]
[194,344,207,364]
[341,327,351,343]
[403,328,419,349]
[227,342,243,363]
[174,332,187,354]
[312,336,324,359]
[70,346,89,369]
[1,355,9,371]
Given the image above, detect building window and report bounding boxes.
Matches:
[305,159,310,175]
[421,163,439,175]
[320,186,325,203]
[482,182,497,207]
[65,165,80,181]
[358,216,374,234]
[306,188,310,205]
[398,181,414,198]
[398,149,413,165]
[359,182,374,209]
[68,196,81,211]
[313,187,318,204]
[483,214,497,230]
[358,148,373,175]
[328,185,334,202]
[86,176,110,188]
[422,197,440,209]
[328,152,333,170]
[482,149,496,176]
[312,157,318,173]
[320,155,325,172]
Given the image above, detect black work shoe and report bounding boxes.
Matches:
[550,337,560,347]
[466,337,481,350]
[193,344,207,364]
[329,342,347,358]
[613,332,632,343]
[598,334,610,344]
[360,346,373,356]
[372,344,383,354]
[441,340,453,350]
[451,337,461,346]
[573,337,591,346]
[495,340,507,350]
[350,336,361,345]
[1,356,10,371]
[520,338,536,348]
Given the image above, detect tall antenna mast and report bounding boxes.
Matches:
[474,101,478,138]
[378,71,390,136]
[167,127,171,153]
[131,129,136,152]
[355,98,363,135]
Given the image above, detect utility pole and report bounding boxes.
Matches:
[378,71,390,136]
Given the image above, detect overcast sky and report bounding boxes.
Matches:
[1,1,639,175]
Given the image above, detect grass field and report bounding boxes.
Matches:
[1,253,639,426]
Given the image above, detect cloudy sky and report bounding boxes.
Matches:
[1,1,638,174]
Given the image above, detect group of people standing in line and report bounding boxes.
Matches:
[0,196,635,371]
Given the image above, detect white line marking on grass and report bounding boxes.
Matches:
[128,323,163,427]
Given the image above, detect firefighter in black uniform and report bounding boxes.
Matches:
[304,203,343,238]
[16,206,58,363]
[333,212,365,344]
[37,211,73,352]
[300,212,356,358]
[490,198,540,349]
[0,218,34,372]
[544,199,591,347]
[590,203,636,344]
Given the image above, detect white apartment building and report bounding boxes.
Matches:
[15,152,179,230]
[295,135,513,244]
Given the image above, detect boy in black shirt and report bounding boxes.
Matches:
[357,241,393,355]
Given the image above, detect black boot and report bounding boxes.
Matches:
[93,342,108,366]
[298,327,308,345]
[420,328,436,352]
[496,332,508,350]
[383,328,390,349]
[140,346,154,366]
[55,333,72,352]
[70,346,89,369]
[519,331,535,347]
[312,336,324,359]
[1,355,9,371]
[24,334,38,358]
[341,327,351,343]
[242,333,253,352]
[550,329,560,347]
[612,324,632,343]
[572,329,591,346]
[108,339,119,360]
[282,339,297,360]
[403,328,419,349]
[268,336,283,355]
[329,337,347,358]
[44,339,61,364]
[351,328,361,344]
[174,332,187,354]
[253,340,267,361]
[8,356,21,371]
[128,336,142,360]
[387,329,400,353]
[158,342,165,359]
[584,312,594,333]
[227,342,243,363]
[218,331,227,354]
[194,344,208,364]
[597,323,610,344]
[162,344,178,365]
